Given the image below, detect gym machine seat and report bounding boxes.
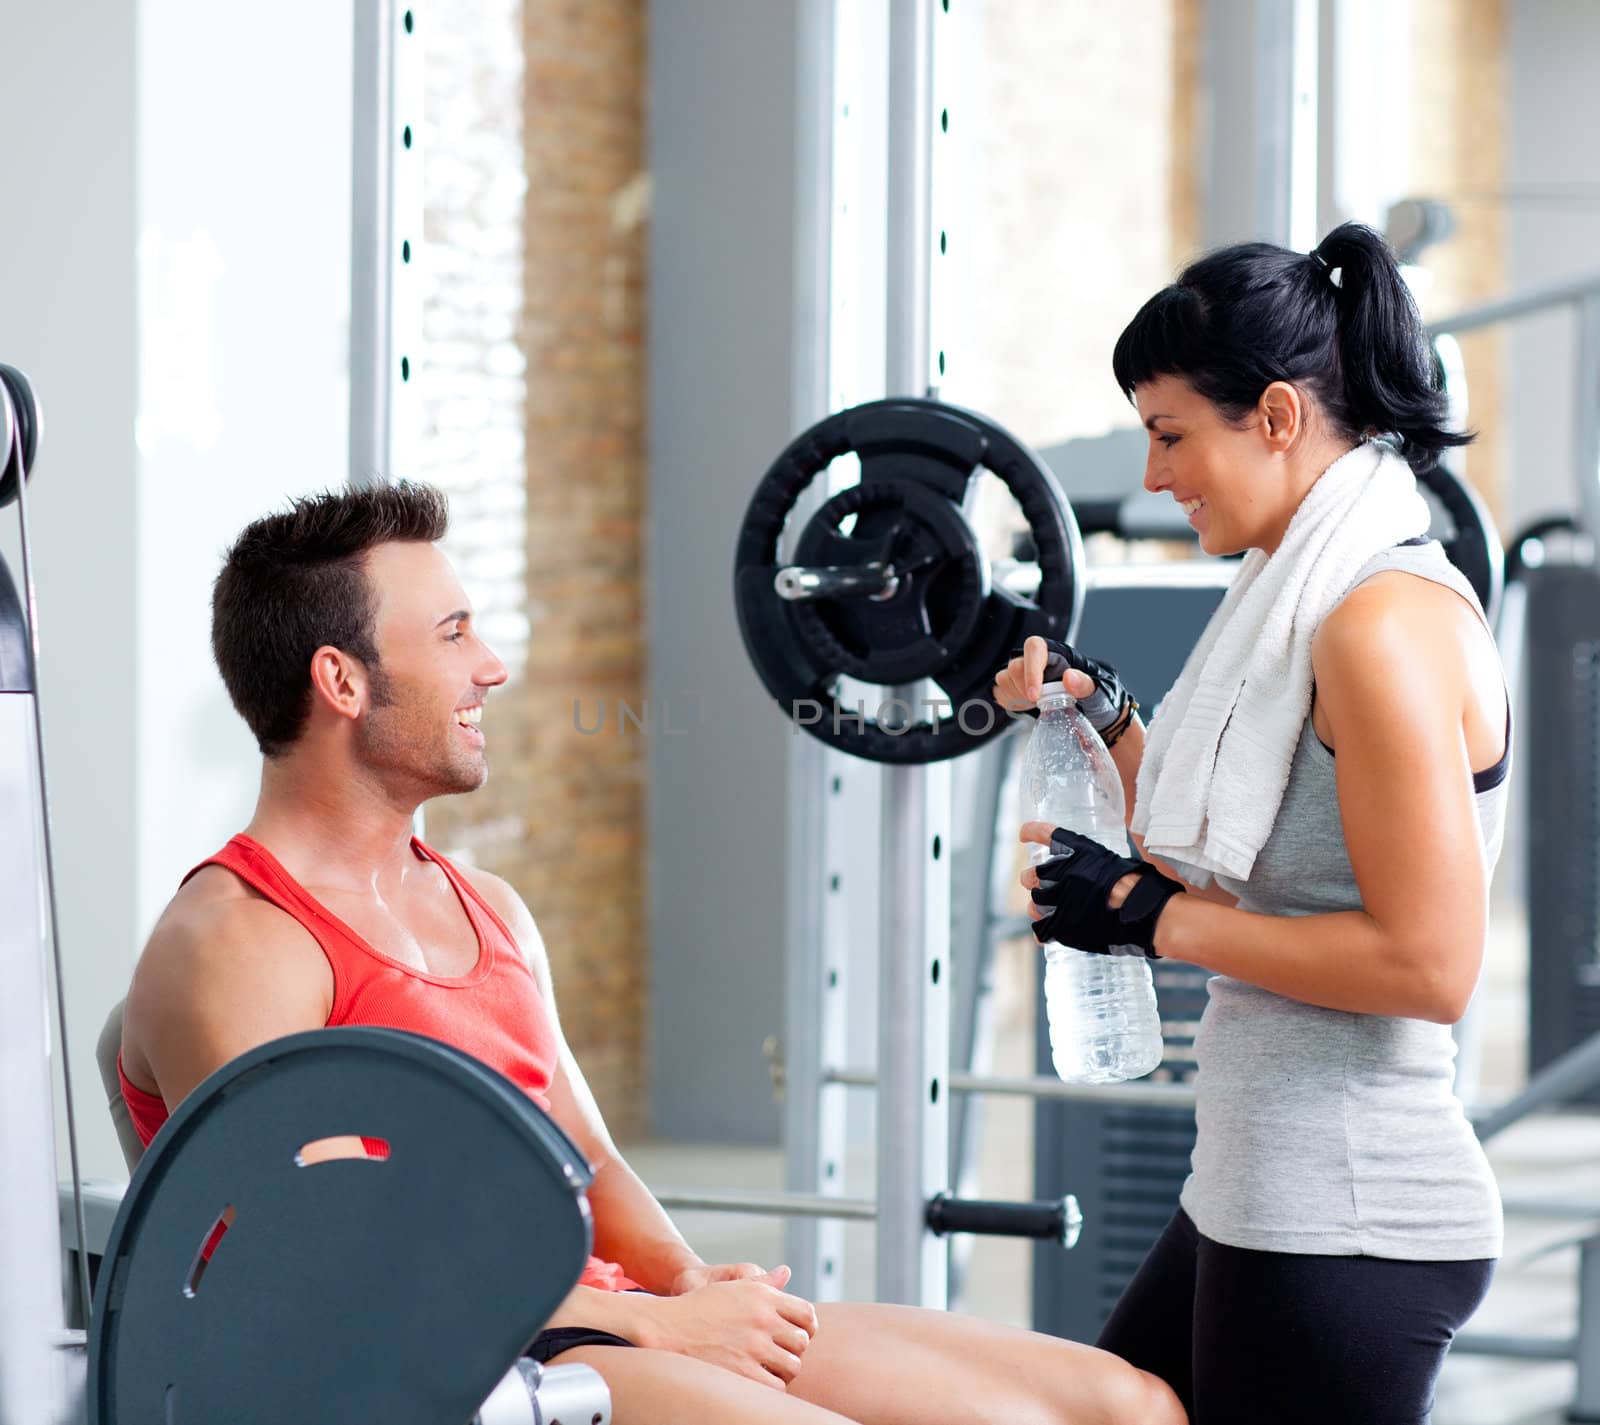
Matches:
[96,1000,145,1175]
[88,1026,608,1425]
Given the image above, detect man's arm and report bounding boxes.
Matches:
[464,871,709,1294]
[126,896,333,1110]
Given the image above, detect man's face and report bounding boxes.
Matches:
[355,541,508,796]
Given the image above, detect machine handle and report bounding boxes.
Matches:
[924,1192,1082,1249]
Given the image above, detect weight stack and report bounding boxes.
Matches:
[1525,561,1600,1100]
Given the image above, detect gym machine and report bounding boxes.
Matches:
[91,1028,611,1425]
[2,364,615,1425]
[1431,273,1600,1423]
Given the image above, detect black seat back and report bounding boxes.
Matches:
[89,1028,594,1425]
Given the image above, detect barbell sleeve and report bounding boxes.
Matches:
[774,562,899,601]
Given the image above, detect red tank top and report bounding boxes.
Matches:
[117,833,639,1293]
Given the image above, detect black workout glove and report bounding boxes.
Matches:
[1008,639,1137,740]
[1030,827,1185,959]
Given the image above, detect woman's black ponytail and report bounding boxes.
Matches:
[1311,222,1470,460]
[1112,221,1472,466]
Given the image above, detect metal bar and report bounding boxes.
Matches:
[826,1066,1198,1109]
[1471,1029,1600,1142]
[349,0,423,488]
[1499,1197,1600,1221]
[775,563,898,601]
[0,696,72,1422]
[876,742,951,1307]
[877,0,945,1312]
[784,0,849,1307]
[655,1189,877,1222]
[1452,1332,1577,1362]
[1203,0,1300,248]
[1426,273,1600,338]
[1576,1236,1600,1418]
[885,0,932,399]
[1576,295,1600,543]
[349,0,395,486]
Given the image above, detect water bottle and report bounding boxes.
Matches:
[1021,681,1164,1084]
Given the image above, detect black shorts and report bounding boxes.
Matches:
[524,1324,636,1364]
[524,1288,649,1364]
[1096,1208,1495,1425]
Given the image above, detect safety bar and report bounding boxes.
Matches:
[652,1186,1082,1247]
[1427,273,1600,545]
[1453,1332,1576,1361]
[824,1066,1198,1110]
[654,1189,877,1221]
[1426,273,1600,337]
[1471,1030,1600,1144]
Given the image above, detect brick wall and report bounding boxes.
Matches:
[419,0,651,1138]
[1408,0,1508,522]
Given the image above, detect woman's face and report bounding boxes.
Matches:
[1134,374,1293,557]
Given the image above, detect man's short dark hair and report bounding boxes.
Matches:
[212,481,450,756]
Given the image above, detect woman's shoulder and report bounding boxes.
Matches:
[1312,568,1505,760]
[1317,567,1489,661]
[1310,572,1458,709]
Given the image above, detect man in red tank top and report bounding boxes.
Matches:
[119,484,1180,1425]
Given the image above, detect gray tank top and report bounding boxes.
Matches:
[1178,539,1507,1260]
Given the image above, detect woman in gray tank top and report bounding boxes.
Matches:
[995,223,1504,1425]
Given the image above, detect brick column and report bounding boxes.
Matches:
[420,0,651,1138]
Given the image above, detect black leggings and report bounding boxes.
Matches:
[1096,1209,1494,1425]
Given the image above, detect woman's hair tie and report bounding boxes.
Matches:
[1310,249,1342,288]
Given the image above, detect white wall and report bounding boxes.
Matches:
[134,0,352,937]
[0,0,141,1185]
[0,0,352,1182]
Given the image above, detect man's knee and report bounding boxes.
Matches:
[552,1343,788,1410]
[1104,1366,1187,1425]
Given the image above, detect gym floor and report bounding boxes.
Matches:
[622,901,1592,1424]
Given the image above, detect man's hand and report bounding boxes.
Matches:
[636,1272,818,1390]
[668,1261,790,1295]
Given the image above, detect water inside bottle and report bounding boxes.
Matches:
[1022,681,1164,1083]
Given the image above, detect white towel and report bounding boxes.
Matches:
[1130,440,1432,887]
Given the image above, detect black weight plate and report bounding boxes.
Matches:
[0,364,40,509]
[734,398,1083,763]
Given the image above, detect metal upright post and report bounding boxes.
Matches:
[1576,295,1600,543]
[1203,0,1318,248]
[0,394,76,1420]
[876,0,950,1310]
[0,708,74,1423]
[351,0,426,842]
[350,0,424,489]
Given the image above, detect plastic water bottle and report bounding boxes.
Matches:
[1021,681,1164,1084]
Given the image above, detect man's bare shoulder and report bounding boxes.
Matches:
[453,862,547,968]
[124,866,334,1102]
[144,865,323,969]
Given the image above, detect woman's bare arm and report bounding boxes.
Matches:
[1140,581,1489,1021]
